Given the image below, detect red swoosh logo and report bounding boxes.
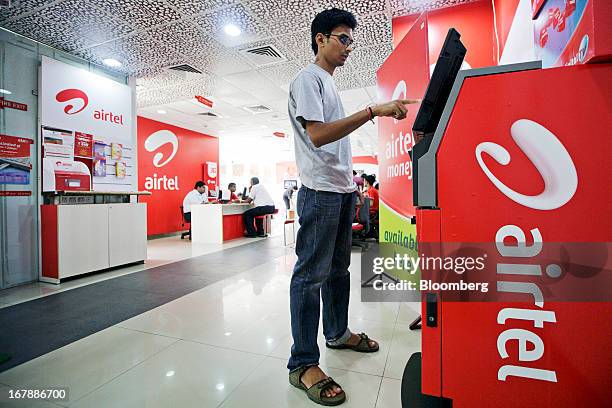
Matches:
[55,89,89,115]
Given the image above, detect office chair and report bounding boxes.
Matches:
[352,199,371,251]
[180,205,190,240]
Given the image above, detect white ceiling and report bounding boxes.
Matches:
[1,0,476,156]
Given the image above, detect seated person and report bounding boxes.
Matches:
[228,182,240,202]
[363,175,379,217]
[242,177,275,238]
[352,170,364,191]
[182,181,209,236]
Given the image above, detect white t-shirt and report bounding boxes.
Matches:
[183,188,208,213]
[250,184,274,207]
[288,63,356,193]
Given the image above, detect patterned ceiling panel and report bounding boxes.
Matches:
[2,13,93,51]
[0,0,56,23]
[147,19,210,59]
[245,0,318,37]
[193,3,272,47]
[344,43,393,73]
[315,0,388,17]
[390,0,476,16]
[353,12,392,48]
[277,30,315,67]
[356,70,378,88]
[136,71,188,90]
[93,0,182,30]
[163,0,237,16]
[333,67,363,92]
[0,0,477,106]
[257,61,303,86]
[43,0,133,46]
[137,76,217,108]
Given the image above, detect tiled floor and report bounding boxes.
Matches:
[0,234,269,308]
[0,238,420,407]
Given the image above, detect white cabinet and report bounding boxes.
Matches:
[41,203,147,283]
[108,203,147,267]
[57,205,110,278]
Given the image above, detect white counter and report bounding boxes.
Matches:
[191,203,253,244]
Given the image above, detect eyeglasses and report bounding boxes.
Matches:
[326,33,355,48]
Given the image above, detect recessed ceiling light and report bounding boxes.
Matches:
[103,58,122,68]
[157,109,167,114]
[0,89,11,95]
[166,371,175,377]
[224,24,241,37]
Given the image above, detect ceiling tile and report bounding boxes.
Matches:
[390,0,476,16]
[193,3,272,47]
[257,61,302,87]
[344,43,392,73]
[102,30,183,72]
[43,0,133,46]
[353,12,391,48]
[245,0,318,36]
[316,0,387,16]
[147,19,209,58]
[2,13,93,52]
[163,0,236,16]
[0,0,55,23]
[94,0,182,30]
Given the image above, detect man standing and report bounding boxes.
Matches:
[242,177,275,237]
[287,8,419,406]
[283,185,298,210]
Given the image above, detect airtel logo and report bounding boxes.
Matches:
[143,130,180,191]
[475,119,578,210]
[56,89,89,115]
[144,130,178,167]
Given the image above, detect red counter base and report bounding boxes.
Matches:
[223,214,245,241]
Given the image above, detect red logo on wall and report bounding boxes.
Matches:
[55,88,125,126]
[55,88,89,115]
[138,116,219,236]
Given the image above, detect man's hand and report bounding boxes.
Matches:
[372,99,420,120]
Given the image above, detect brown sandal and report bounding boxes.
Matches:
[326,332,379,353]
[289,366,346,406]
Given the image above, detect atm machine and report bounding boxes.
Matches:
[403,29,612,407]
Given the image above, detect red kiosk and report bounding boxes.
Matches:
[405,55,611,406]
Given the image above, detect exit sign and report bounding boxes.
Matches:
[195,95,213,108]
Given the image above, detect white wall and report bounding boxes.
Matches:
[498,0,537,65]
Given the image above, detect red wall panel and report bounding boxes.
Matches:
[393,1,497,68]
[137,117,219,236]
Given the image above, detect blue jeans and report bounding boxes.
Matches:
[288,186,356,372]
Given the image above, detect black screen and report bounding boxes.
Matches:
[412,28,466,136]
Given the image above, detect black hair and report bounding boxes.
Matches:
[195,181,205,189]
[364,175,376,186]
[228,182,236,189]
[311,8,357,56]
[352,170,357,175]
[251,177,260,185]
[293,185,298,190]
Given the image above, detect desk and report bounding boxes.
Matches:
[191,203,253,243]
